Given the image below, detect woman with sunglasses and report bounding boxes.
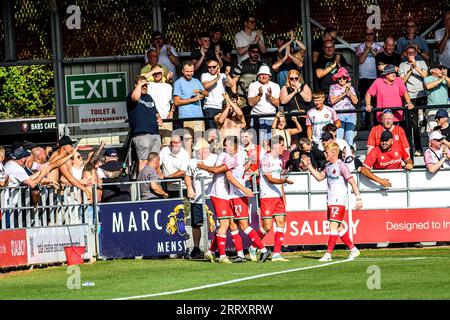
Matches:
[279,69,312,136]
[329,67,358,146]
[71,152,84,181]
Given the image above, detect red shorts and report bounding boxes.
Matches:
[210,196,234,220]
[260,197,286,220]
[230,197,249,220]
[327,205,346,223]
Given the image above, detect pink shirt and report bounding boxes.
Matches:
[367,77,407,122]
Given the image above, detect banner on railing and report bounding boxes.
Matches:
[0,229,28,268]
[98,200,189,258]
[27,225,90,264]
[263,208,450,246]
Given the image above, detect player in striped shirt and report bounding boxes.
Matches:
[302,142,363,261]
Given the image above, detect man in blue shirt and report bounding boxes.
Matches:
[127,75,163,173]
[396,19,430,61]
[173,61,209,156]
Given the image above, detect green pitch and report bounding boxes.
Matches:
[1,247,449,300]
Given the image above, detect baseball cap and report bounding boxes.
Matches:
[320,132,334,141]
[382,64,396,76]
[10,147,31,160]
[380,130,393,142]
[104,148,118,157]
[23,141,37,150]
[58,135,75,148]
[193,139,210,151]
[404,44,418,53]
[435,109,449,119]
[100,160,123,172]
[429,61,446,70]
[429,130,445,141]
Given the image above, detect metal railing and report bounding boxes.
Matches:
[0,185,91,230]
[284,168,450,212]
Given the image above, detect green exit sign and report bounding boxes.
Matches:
[65,72,127,105]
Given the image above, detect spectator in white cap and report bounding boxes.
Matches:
[424,130,450,174]
[247,64,280,139]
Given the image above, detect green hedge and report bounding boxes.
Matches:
[0,65,55,119]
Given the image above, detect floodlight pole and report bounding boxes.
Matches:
[152,0,163,33]
[3,0,16,61]
[301,0,313,86]
[50,0,67,128]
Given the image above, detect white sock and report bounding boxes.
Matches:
[260,247,267,253]
[237,250,245,258]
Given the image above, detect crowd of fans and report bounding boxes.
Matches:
[2,10,450,212]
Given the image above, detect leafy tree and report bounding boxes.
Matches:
[0,65,55,119]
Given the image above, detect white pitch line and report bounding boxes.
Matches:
[113,259,351,300]
[357,257,427,261]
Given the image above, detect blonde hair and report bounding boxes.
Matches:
[312,91,325,99]
[285,69,304,88]
[324,141,340,154]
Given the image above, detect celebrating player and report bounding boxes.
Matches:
[257,135,294,262]
[226,137,270,262]
[302,142,362,261]
[198,136,260,263]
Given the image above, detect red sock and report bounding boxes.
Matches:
[209,234,218,252]
[217,234,227,256]
[339,231,355,250]
[244,227,265,250]
[257,227,267,240]
[273,227,285,254]
[231,230,243,253]
[327,231,339,254]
